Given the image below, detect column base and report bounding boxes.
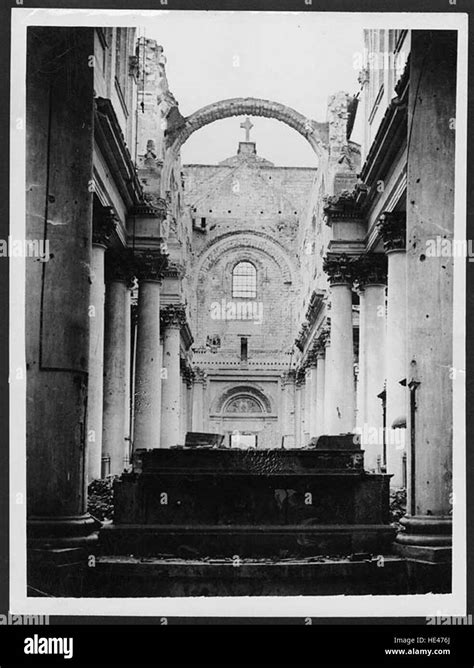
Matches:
[28,514,101,549]
[27,514,101,596]
[394,515,452,563]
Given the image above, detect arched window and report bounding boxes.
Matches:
[232,261,256,298]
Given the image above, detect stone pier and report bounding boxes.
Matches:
[395,30,456,571]
[26,27,100,590]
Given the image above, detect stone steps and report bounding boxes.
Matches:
[99,522,396,558]
[85,554,410,597]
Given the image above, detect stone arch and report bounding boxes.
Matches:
[162,97,329,196]
[212,384,273,415]
[193,230,297,287]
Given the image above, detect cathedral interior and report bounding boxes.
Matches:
[24,26,457,597]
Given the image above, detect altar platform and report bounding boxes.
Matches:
[99,437,395,559]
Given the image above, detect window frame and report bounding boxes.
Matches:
[232,260,257,299]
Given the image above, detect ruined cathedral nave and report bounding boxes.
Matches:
[25,27,456,597]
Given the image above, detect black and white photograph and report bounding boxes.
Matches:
[7,6,467,621]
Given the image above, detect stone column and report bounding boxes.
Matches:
[323,255,355,433]
[186,374,194,433]
[160,304,186,448]
[192,368,206,432]
[294,373,304,448]
[86,211,116,482]
[323,328,334,432]
[306,355,318,439]
[355,289,366,433]
[396,31,456,564]
[378,212,407,486]
[26,27,99,574]
[180,374,187,443]
[281,370,296,448]
[315,337,326,436]
[102,251,134,476]
[299,377,306,445]
[133,251,168,451]
[180,360,193,443]
[304,365,312,443]
[123,286,132,467]
[352,253,388,472]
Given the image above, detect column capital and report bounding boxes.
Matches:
[295,321,310,351]
[281,369,296,386]
[295,367,306,386]
[161,261,185,281]
[93,206,118,247]
[131,193,168,219]
[305,349,319,368]
[134,249,169,282]
[323,252,353,285]
[161,303,187,330]
[323,189,363,225]
[193,366,207,385]
[351,252,388,288]
[180,357,195,387]
[316,325,331,351]
[377,211,407,252]
[105,248,135,287]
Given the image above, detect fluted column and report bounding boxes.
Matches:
[379,212,407,485]
[281,370,296,448]
[192,368,206,432]
[396,31,455,563]
[160,304,186,448]
[102,251,134,476]
[86,210,116,481]
[323,255,355,433]
[352,254,388,471]
[133,251,167,451]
